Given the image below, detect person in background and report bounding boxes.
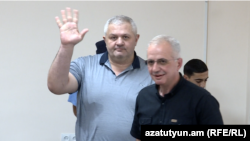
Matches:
[183,59,208,88]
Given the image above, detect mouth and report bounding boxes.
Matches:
[154,74,164,79]
[115,46,125,51]
[115,48,124,52]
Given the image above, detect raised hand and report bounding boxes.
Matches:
[55,7,88,46]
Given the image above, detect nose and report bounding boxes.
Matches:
[151,62,160,72]
[116,37,124,46]
[200,81,206,88]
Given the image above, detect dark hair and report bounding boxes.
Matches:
[184,59,208,77]
[95,40,107,54]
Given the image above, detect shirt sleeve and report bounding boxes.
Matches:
[68,91,78,106]
[130,94,141,140]
[69,57,85,90]
[196,93,224,125]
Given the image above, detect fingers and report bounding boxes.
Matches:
[80,28,89,38]
[55,16,62,28]
[66,7,72,22]
[61,10,67,24]
[73,10,78,24]
[56,7,79,28]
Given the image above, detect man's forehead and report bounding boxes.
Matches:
[191,71,209,79]
[108,23,132,29]
[147,43,174,59]
[106,23,134,35]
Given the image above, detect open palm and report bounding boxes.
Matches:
[55,8,88,46]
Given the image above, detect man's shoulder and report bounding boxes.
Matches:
[71,53,103,65]
[182,80,216,101]
[135,56,148,72]
[131,55,151,77]
[184,80,210,95]
[138,84,156,96]
[75,53,102,60]
[136,84,157,105]
[137,56,146,65]
[141,83,156,90]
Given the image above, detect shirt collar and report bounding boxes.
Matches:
[99,51,140,69]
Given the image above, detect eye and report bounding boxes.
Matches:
[158,59,168,65]
[147,60,155,65]
[123,36,129,39]
[110,36,117,40]
[195,80,202,84]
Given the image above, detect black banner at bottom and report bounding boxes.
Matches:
[141,125,249,140]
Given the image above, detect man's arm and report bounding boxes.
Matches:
[131,95,142,140]
[197,94,224,124]
[47,7,88,94]
[136,139,141,141]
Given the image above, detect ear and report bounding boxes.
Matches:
[103,36,107,45]
[135,34,140,46]
[177,58,183,70]
[183,74,189,80]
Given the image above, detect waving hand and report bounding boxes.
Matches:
[55,7,88,46]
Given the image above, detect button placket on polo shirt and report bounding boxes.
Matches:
[159,98,167,125]
[114,66,132,82]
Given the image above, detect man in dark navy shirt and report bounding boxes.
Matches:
[130,35,223,141]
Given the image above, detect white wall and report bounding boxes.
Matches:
[206,1,250,124]
[0,1,249,141]
[247,1,250,124]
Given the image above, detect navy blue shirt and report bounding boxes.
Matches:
[130,73,223,139]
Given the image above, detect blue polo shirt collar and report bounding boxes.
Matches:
[99,51,140,69]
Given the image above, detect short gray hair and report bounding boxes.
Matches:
[148,35,181,58]
[104,15,137,35]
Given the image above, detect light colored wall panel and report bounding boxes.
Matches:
[0,1,205,141]
[206,1,249,124]
[247,2,250,124]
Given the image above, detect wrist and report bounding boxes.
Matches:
[60,44,75,49]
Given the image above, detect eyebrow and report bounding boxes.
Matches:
[195,78,209,81]
[109,34,117,36]
[109,33,131,36]
[147,58,167,61]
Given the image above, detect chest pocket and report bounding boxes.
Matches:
[168,117,195,125]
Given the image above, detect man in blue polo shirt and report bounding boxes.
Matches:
[130,35,223,141]
[47,7,153,141]
[68,40,107,117]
